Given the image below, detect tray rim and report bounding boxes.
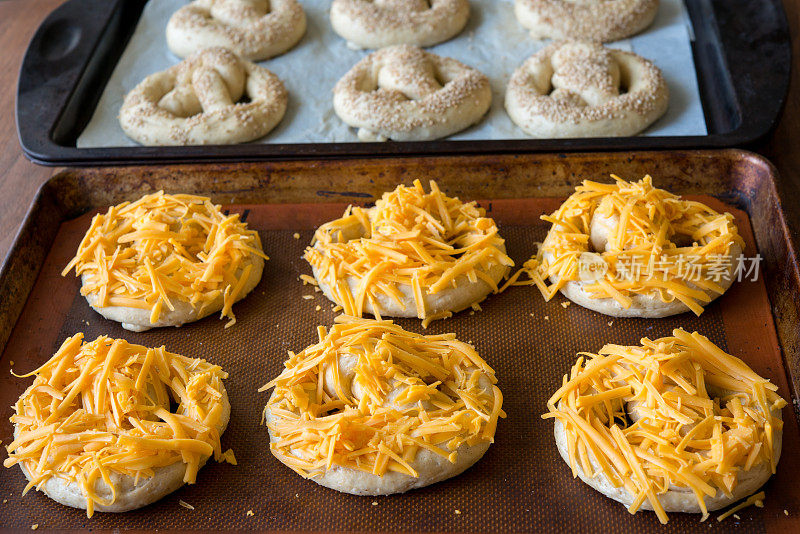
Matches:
[1,149,799,533]
[14,0,792,166]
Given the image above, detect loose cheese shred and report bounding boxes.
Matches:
[62,192,268,328]
[260,315,505,479]
[512,176,744,315]
[304,181,513,323]
[717,491,765,522]
[543,330,785,524]
[4,334,231,517]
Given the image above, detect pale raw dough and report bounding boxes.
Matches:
[15,390,230,513]
[553,409,781,513]
[505,40,668,138]
[265,400,490,495]
[166,0,307,61]
[82,255,264,332]
[119,47,288,146]
[333,45,492,141]
[312,255,507,318]
[309,201,509,318]
[330,0,470,49]
[265,360,497,494]
[514,0,659,42]
[540,192,740,318]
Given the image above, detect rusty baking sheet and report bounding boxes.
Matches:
[0,150,799,532]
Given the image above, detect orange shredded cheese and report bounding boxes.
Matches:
[62,192,268,328]
[3,334,231,517]
[543,329,785,524]
[304,180,513,323]
[511,176,744,315]
[260,315,505,479]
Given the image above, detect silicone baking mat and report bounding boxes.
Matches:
[0,196,797,532]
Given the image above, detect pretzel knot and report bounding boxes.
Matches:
[505,40,668,138]
[167,0,307,61]
[333,45,491,141]
[514,0,659,42]
[119,47,288,146]
[330,0,470,49]
[262,316,504,494]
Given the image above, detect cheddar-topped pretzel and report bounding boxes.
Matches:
[4,334,234,517]
[544,330,785,523]
[305,180,513,326]
[63,192,267,331]
[509,176,744,317]
[260,315,504,495]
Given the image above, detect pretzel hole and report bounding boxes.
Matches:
[618,68,631,95]
[357,77,380,93]
[319,405,346,417]
[433,69,449,88]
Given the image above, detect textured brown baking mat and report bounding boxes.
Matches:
[0,196,797,533]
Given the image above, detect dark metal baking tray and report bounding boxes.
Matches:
[15,0,791,166]
[1,150,799,532]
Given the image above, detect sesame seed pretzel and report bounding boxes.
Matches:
[330,0,470,49]
[166,0,306,61]
[119,47,288,146]
[333,45,492,141]
[514,0,659,42]
[505,40,668,138]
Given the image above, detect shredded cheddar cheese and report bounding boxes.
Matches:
[304,180,513,322]
[3,334,231,517]
[62,192,268,328]
[507,176,744,315]
[543,329,786,524]
[260,315,505,479]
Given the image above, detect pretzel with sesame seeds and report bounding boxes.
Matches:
[166,0,306,61]
[330,0,470,50]
[119,47,287,146]
[333,45,492,142]
[505,40,668,138]
[515,0,659,42]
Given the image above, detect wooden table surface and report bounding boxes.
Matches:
[0,0,798,263]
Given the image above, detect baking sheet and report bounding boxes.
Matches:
[0,196,795,532]
[76,0,707,148]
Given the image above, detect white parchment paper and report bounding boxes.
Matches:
[77,0,706,147]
